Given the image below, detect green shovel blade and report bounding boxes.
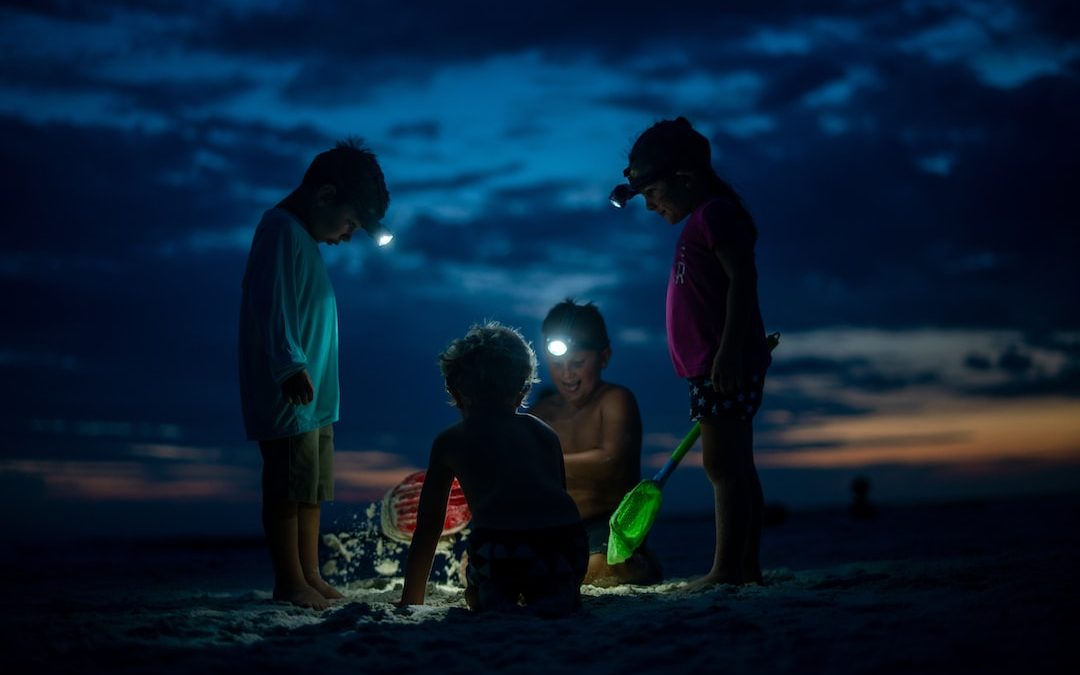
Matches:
[607,480,663,565]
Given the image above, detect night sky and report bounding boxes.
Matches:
[2,0,1079,540]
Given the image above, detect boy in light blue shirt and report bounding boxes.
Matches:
[239,138,390,609]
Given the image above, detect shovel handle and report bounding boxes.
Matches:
[652,422,701,487]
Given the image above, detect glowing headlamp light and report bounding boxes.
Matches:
[362,222,394,247]
[546,338,569,356]
[545,336,605,356]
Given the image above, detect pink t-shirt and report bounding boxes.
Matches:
[665,197,769,378]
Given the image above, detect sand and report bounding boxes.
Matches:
[2,492,1077,674]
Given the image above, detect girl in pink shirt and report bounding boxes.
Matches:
[610,117,771,588]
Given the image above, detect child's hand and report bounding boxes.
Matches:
[282,369,315,405]
[711,347,744,396]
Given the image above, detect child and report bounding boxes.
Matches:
[239,138,390,609]
[530,299,661,586]
[610,117,771,588]
[399,322,588,616]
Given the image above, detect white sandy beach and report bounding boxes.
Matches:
[3,492,1077,674]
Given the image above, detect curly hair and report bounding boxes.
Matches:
[438,321,539,407]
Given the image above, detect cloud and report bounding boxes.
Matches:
[2,0,1079,518]
[0,459,256,501]
[769,328,1070,389]
[392,162,524,195]
[897,5,1080,88]
[129,444,223,462]
[334,450,422,502]
[387,120,441,140]
[756,397,1080,468]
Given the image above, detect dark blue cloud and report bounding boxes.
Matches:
[2,0,1079,522]
[387,120,441,140]
[392,162,524,195]
[769,356,940,392]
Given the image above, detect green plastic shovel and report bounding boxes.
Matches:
[607,422,701,564]
[607,332,780,565]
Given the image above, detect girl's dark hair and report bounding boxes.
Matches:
[630,117,756,239]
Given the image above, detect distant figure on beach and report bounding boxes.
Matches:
[531,299,662,586]
[609,117,771,588]
[239,139,390,610]
[849,475,877,520]
[399,322,588,616]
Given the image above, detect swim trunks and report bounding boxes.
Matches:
[581,513,612,555]
[466,522,588,616]
[687,373,765,422]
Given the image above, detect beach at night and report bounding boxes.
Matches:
[5,491,1076,674]
[3,2,1079,673]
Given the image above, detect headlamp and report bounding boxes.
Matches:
[362,222,394,247]
[545,335,606,356]
[609,165,666,209]
[608,183,636,208]
[546,337,569,357]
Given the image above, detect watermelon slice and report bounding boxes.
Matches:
[380,470,472,543]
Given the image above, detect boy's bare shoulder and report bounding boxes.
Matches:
[520,411,561,443]
[529,390,561,417]
[597,382,640,413]
[521,410,555,431]
[431,421,467,455]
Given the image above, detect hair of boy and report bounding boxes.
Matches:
[629,117,756,239]
[541,299,610,352]
[439,321,540,407]
[302,137,391,224]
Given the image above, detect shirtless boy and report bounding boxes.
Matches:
[530,299,662,586]
[399,322,587,616]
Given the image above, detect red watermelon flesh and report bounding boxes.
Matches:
[381,470,471,541]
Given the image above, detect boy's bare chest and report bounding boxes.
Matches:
[546,403,604,455]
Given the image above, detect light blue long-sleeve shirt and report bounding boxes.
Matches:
[239,208,339,441]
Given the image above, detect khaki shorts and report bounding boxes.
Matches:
[259,425,334,504]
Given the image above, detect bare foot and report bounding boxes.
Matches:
[274,583,330,610]
[306,576,345,600]
[583,551,662,587]
[683,572,744,593]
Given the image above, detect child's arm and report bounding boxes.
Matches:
[246,222,310,391]
[398,438,455,606]
[712,241,759,395]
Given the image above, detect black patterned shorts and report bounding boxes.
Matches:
[687,373,765,422]
[466,522,588,616]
